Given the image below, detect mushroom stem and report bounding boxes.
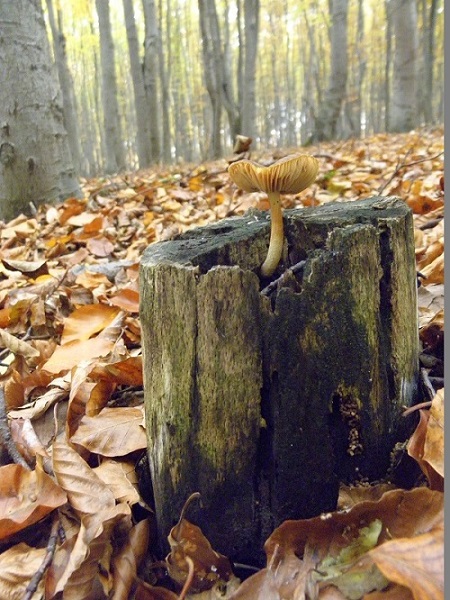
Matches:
[261,191,284,277]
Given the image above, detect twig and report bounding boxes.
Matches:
[261,260,306,296]
[177,556,195,600]
[403,400,432,417]
[0,386,31,470]
[377,150,444,195]
[22,517,61,600]
[420,367,436,402]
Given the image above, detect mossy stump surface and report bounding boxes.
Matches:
[139,196,419,565]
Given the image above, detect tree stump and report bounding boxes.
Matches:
[139,197,419,565]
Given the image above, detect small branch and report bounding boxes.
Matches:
[0,386,31,470]
[377,150,444,195]
[23,517,61,600]
[420,368,436,402]
[261,260,306,296]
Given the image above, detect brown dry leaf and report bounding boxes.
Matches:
[0,543,46,600]
[42,337,115,374]
[52,438,116,515]
[337,483,396,510]
[99,355,143,386]
[407,394,444,491]
[253,487,444,600]
[111,518,150,600]
[86,236,115,257]
[423,389,444,478]
[8,375,70,420]
[70,406,146,457]
[420,252,444,284]
[50,503,131,599]
[93,459,141,505]
[9,418,50,464]
[0,462,67,540]
[134,580,179,600]
[0,328,40,363]
[109,287,140,312]
[61,304,121,344]
[369,527,444,600]
[1,257,48,277]
[166,493,233,593]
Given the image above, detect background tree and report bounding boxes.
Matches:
[95,0,126,173]
[312,0,349,141]
[142,0,161,163]
[123,0,153,168]
[0,0,80,222]
[46,0,83,176]
[240,0,260,139]
[388,0,418,132]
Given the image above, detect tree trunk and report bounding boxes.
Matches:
[122,0,152,168]
[422,0,438,124]
[240,0,259,140]
[140,197,419,565]
[312,0,349,141]
[198,0,223,158]
[158,0,172,164]
[0,0,81,222]
[46,0,83,177]
[388,0,418,132]
[95,0,126,173]
[142,0,161,163]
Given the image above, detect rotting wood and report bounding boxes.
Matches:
[139,196,419,565]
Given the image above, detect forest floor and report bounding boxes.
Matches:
[0,127,444,599]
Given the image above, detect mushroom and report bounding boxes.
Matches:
[228,154,319,277]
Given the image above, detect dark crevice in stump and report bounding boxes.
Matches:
[139,197,419,566]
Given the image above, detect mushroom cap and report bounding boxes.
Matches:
[228,153,319,195]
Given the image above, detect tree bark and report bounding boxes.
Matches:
[312,0,349,141]
[240,0,260,140]
[140,197,419,565]
[122,0,152,168]
[46,0,83,177]
[388,0,418,132]
[142,0,161,163]
[0,0,81,222]
[95,0,126,173]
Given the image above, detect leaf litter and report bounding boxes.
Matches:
[0,129,444,599]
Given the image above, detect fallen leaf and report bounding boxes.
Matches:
[0,462,67,540]
[70,406,146,457]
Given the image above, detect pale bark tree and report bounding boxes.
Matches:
[388,0,418,132]
[158,0,171,163]
[46,0,83,176]
[142,0,161,162]
[0,0,81,222]
[122,0,153,167]
[240,0,260,140]
[198,0,239,157]
[421,0,439,124]
[95,0,126,173]
[312,0,349,141]
[198,0,223,157]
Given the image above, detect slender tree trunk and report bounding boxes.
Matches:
[122,0,152,168]
[422,0,438,123]
[198,0,223,158]
[312,0,349,141]
[0,0,80,221]
[241,0,259,140]
[158,0,172,164]
[95,0,126,173]
[388,0,418,132]
[142,0,161,162]
[46,0,83,177]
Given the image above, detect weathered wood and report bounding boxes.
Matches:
[139,197,419,565]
